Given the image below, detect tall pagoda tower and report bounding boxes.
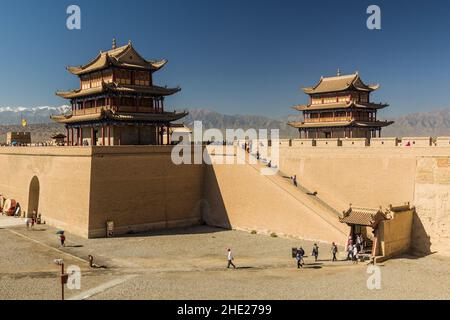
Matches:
[288,71,393,139]
[52,39,187,146]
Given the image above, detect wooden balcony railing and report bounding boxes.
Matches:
[305,116,375,123]
[72,106,160,116]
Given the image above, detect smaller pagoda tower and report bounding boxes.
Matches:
[288,71,393,139]
[52,39,187,146]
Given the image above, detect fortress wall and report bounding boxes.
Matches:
[413,156,450,255]
[278,146,450,255]
[87,146,205,238]
[436,137,450,147]
[341,138,369,147]
[292,139,315,147]
[203,147,349,245]
[0,147,92,237]
[400,137,432,147]
[370,137,399,147]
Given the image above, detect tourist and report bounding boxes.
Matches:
[267,161,272,168]
[227,249,236,269]
[347,243,353,260]
[352,245,358,264]
[293,175,298,187]
[296,247,305,268]
[31,217,35,229]
[60,233,66,247]
[331,242,338,262]
[312,243,319,262]
[356,234,363,252]
[25,218,30,229]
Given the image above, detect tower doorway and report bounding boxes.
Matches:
[27,176,40,218]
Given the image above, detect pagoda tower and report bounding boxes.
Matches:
[52,39,187,146]
[288,71,393,139]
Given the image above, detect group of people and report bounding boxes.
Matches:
[25,210,39,230]
[347,234,365,263]
[294,242,341,268]
[295,243,325,268]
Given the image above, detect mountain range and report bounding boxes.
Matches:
[0,106,449,143]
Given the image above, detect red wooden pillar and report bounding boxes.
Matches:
[71,128,74,146]
[108,125,112,146]
[101,126,105,146]
[66,127,69,146]
[91,127,95,146]
[166,125,170,145]
[79,127,83,145]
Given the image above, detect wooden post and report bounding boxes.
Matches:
[79,127,83,145]
[108,125,112,146]
[91,127,95,146]
[102,126,105,146]
[166,125,170,145]
[71,128,74,146]
[66,127,69,146]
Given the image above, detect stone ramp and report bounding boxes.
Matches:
[203,150,349,245]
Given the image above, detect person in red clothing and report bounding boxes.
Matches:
[60,233,66,247]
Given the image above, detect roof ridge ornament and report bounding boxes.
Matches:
[112,37,117,50]
[337,68,341,77]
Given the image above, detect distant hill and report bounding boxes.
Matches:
[0,106,449,142]
[382,109,450,137]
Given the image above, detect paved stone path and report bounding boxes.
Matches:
[1,222,449,300]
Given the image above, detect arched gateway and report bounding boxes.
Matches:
[27,176,40,218]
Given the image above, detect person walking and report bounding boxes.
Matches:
[293,175,298,187]
[347,243,353,261]
[352,244,358,264]
[227,249,236,269]
[312,243,319,262]
[296,247,305,268]
[60,233,66,247]
[331,242,338,262]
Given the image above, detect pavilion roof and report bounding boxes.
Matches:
[66,41,167,75]
[293,102,389,111]
[303,73,380,95]
[50,109,188,124]
[56,82,181,99]
[287,120,394,129]
[339,207,388,227]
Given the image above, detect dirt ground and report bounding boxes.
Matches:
[0,219,449,300]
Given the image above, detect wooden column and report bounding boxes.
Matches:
[66,127,69,146]
[79,127,83,146]
[91,127,95,146]
[161,98,165,113]
[71,128,74,146]
[166,125,170,145]
[101,126,105,146]
[108,125,112,146]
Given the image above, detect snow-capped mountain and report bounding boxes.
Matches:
[0,106,70,125]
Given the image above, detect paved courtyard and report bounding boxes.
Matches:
[0,217,449,300]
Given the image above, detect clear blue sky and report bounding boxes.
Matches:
[0,0,449,117]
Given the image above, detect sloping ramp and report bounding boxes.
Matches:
[203,150,349,245]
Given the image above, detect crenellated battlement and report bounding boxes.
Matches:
[277,136,450,148]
